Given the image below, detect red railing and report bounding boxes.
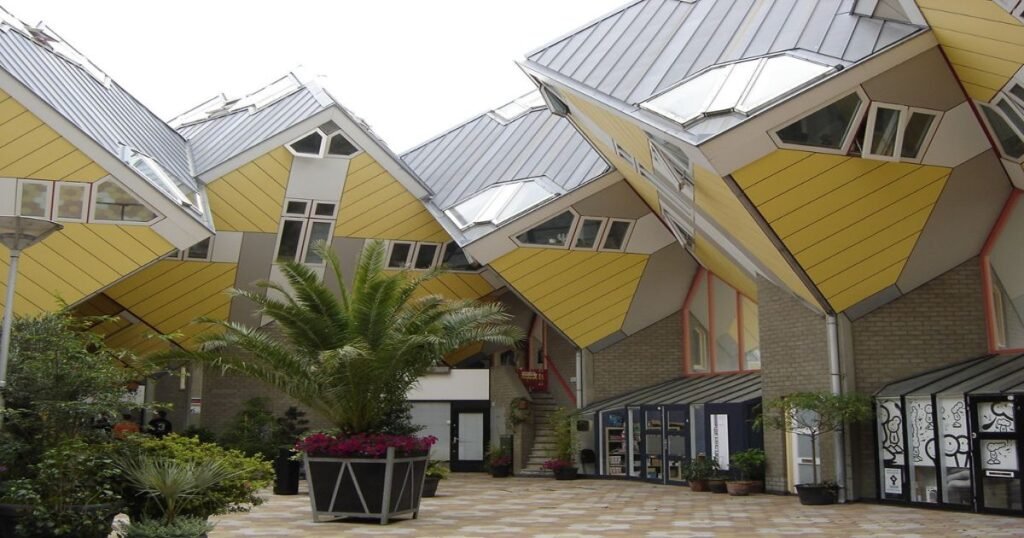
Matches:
[544,354,577,406]
[516,368,547,392]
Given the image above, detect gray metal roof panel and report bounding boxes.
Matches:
[875,355,1024,398]
[0,28,194,187]
[527,0,922,106]
[402,107,609,210]
[581,372,762,415]
[179,87,328,175]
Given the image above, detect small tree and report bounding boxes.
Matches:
[758,391,871,485]
[548,407,577,466]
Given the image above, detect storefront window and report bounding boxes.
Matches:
[713,277,739,372]
[877,398,905,501]
[938,396,971,505]
[684,271,759,374]
[688,274,709,372]
[908,398,938,503]
[742,296,760,369]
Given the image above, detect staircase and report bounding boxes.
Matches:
[520,391,559,475]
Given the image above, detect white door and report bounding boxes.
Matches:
[410,402,451,461]
[457,412,484,461]
[789,409,821,491]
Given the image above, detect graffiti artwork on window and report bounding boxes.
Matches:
[909,399,935,465]
[982,439,1018,471]
[940,398,971,468]
[979,401,1015,433]
[878,399,904,465]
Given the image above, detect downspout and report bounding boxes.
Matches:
[575,348,583,409]
[826,315,847,503]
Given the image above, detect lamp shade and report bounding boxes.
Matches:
[0,216,63,251]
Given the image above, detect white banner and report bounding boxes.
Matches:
[710,414,730,470]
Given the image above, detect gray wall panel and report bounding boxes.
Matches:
[861,47,965,112]
[229,232,277,326]
[621,244,694,335]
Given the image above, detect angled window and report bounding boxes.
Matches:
[445,179,555,230]
[275,219,305,263]
[573,217,606,250]
[900,110,940,161]
[539,84,569,117]
[865,103,905,159]
[56,183,87,221]
[413,243,440,270]
[288,130,325,157]
[515,210,576,248]
[775,92,864,152]
[285,200,309,216]
[327,133,358,157]
[615,144,636,169]
[386,241,414,269]
[125,149,198,210]
[600,219,633,251]
[491,91,545,122]
[92,181,157,223]
[314,202,336,217]
[979,102,1024,161]
[185,238,212,261]
[302,221,333,265]
[18,180,51,218]
[440,242,481,272]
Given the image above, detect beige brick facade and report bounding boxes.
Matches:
[588,311,683,403]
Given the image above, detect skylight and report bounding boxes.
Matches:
[445,179,556,230]
[491,91,546,123]
[642,55,835,127]
[125,149,200,211]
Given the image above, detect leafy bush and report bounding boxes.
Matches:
[683,454,719,482]
[117,435,272,520]
[180,426,217,444]
[730,448,766,481]
[273,406,309,447]
[115,517,213,538]
[219,397,277,460]
[484,445,511,469]
[425,460,449,479]
[117,456,240,525]
[549,407,577,464]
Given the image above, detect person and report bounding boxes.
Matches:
[148,410,173,438]
[112,413,140,440]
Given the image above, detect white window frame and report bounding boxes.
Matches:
[770,87,870,156]
[286,129,328,158]
[411,242,442,270]
[273,217,309,264]
[614,143,637,171]
[54,182,89,222]
[88,177,160,225]
[312,201,338,218]
[863,102,907,162]
[16,179,53,219]
[300,219,335,266]
[386,240,416,269]
[324,131,362,159]
[284,199,311,217]
[183,237,214,261]
[977,98,1024,164]
[598,218,634,252]
[689,318,709,372]
[899,107,942,164]
[570,217,607,251]
[511,207,581,250]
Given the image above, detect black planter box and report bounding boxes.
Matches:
[304,448,428,524]
[795,483,838,505]
[274,448,301,495]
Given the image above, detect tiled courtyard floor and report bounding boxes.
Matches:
[208,474,1023,537]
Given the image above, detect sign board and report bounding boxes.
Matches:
[710,414,730,470]
[884,468,902,495]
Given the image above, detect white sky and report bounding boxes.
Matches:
[3,0,625,152]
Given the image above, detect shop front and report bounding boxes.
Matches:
[875,353,1024,514]
[581,373,762,485]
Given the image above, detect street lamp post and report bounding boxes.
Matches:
[0,216,63,429]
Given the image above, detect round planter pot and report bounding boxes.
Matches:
[726,480,753,496]
[491,465,511,478]
[554,467,578,481]
[688,480,709,492]
[708,479,728,494]
[795,483,838,505]
[422,476,440,498]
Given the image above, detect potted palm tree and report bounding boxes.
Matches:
[759,391,871,505]
[542,407,578,480]
[178,241,520,524]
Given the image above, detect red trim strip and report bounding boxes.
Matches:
[681,267,705,374]
[545,352,577,406]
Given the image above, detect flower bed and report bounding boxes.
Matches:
[296,433,436,458]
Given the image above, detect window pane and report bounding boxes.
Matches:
[688,273,709,372]
[314,203,335,216]
[19,183,49,217]
[870,107,902,157]
[706,60,759,112]
[276,220,304,263]
[777,93,861,150]
[901,112,936,159]
[740,56,831,112]
[643,66,728,124]
[57,185,86,220]
[95,182,156,222]
[602,221,631,250]
[982,104,1024,159]
[328,133,357,156]
[441,242,480,271]
[998,99,1024,134]
[574,218,603,249]
[303,221,332,264]
[496,182,554,224]
[414,244,438,269]
[516,211,575,247]
[713,276,739,372]
[1011,84,1024,105]
[741,295,760,370]
[186,238,211,260]
[388,242,412,268]
[989,201,1024,349]
[290,132,323,155]
[286,201,308,215]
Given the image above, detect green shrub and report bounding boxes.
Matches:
[118,434,272,520]
[219,397,276,459]
[117,456,240,525]
[426,460,449,479]
[180,426,217,444]
[549,407,577,463]
[115,517,213,538]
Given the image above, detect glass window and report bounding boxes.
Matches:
[497,181,554,223]
[289,131,323,156]
[276,219,304,263]
[573,218,604,249]
[739,56,832,112]
[938,397,971,505]
[185,238,211,260]
[707,60,760,113]
[741,295,760,370]
[19,182,50,217]
[907,398,938,503]
[688,273,709,372]
[285,201,308,215]
[446,180,554,229]
[327,133,358,157]
[540,84,569,116]
[56,183,86,220]
[314,202,335,217]
[601,220,632,251]
[712,276,739,372]
[980,104,1024,159]
[989,201,1024,349]
[1010,83,1024,106]
[901,111,937,160]
[997,98,1024,134]
[414,243,439,269]
[776,92,862,150]
[387,241,413,268]
[643,65,728,124]
[94,182,157,222]
[869,105,903,157]
[126,151,195,208]
[516,211,575,247]
[303,221,333,264]
[440,242,480,271]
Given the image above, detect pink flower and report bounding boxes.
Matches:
[295,432,437,458]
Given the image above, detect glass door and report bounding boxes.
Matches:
[971,395,1023,514]
[450,401,489,472]
[641,405,664,482]
[664,405,689,484]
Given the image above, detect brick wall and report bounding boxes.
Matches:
[546,329,579,408]
[589,311,683,403]
[200,369,331,434]
[758,277,831,493]
[849,257,989,499]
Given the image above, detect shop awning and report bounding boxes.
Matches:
[580,372,761,415]
[876,353,1024,398]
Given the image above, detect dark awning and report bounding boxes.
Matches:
[875,353,1024,398]
[581,372,761,415]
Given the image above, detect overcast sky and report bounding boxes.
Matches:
[3,0,625,152]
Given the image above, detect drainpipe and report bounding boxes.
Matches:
[575,348,583,409]
[826,315,847,503]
